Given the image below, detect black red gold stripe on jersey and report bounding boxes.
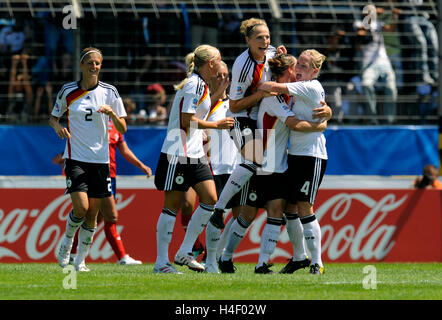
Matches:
[65,88,89,159]
[262,113,278,152]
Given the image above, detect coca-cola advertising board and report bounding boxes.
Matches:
[0,188,440,263]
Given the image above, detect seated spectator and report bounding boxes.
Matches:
[414,164,442,189]
[123,97,146,125]
[145,83,168,125]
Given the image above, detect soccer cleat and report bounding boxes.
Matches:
[154,262,183,274]
[57,237,74,268]
[279,257,311,274]
[254,263,274,274]
[218,258,236,274]
[309,263,325,275]
[75,261,90,272]
[192,245,205,262]
[204,263,220,274]
[209,208,225,229]
[117,254,142,265]
[174,251,205,272]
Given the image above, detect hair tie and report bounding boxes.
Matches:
[80,50,102,62]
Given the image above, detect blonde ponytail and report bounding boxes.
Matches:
[174,45,220,91]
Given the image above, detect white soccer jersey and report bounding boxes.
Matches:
[257,94,295,173]
[286,80,328,159]
[51,81,127,164]
[205,98,237,175]
[228,48,275,120]
[161,73,211,158]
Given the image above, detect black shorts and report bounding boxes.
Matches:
[155,153,213,192]
[213,174,245,209]
[230,117,260,152]
[243,170,290,209]
[64,159,112,198]
[287,155,327,205]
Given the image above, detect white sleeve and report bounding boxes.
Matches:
[108,87,127,118]
[263,96,295,123]
[228,59,252,101]
[181,80,200,114]
[51,89,67,118]
[286,81,324,104]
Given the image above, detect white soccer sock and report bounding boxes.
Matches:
[221,216,250,261]
[155,208,177,265]
[74,223,96,266]
[284,213,308,261]
[301,215,323,267]
[217,215,233,260]
[65,210,84,239]
[215,163,256,210]
[257,218,282,268]
[205,221,222,266]
[178,203,214,254]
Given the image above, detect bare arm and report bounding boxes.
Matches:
[312,101,333,121]
[98,105,127,134]
[117,141,152,177]
[258,81,289,95]
[285,116,327,132]
[49,115,71,139]
[229,89,274,113]
[181,113,235,130]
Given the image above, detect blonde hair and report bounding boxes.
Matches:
[174,44,220,91]
[268,54,297,78]
[80,47,103,63]
[301,49,326,75]
[240,18,268,38]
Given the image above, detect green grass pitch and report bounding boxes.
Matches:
[0,262,440,300]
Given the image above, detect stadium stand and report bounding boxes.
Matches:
[0,0,439,125]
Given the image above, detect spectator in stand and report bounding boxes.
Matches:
[398,0,438,86]
[2,18,33,122]
[414,164,442,189]
[146,83,168,125]
[322,25,358,123]
[354,5,398,124]
[32,55,53,123]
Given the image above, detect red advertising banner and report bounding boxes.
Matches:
[0,188,440,263]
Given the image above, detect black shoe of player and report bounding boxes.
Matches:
[279,257,311,274]
[309,263,325,275]
[218,258,236,273]
[254,263,274,274]
[209,208,225,229]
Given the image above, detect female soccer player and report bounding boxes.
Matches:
[259,49,329,275]
[49,47,127,271]
[217,53,329,274]
[69,119,152,269]
[153,45,234,274]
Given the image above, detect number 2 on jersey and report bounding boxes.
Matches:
[85,108,93,121]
